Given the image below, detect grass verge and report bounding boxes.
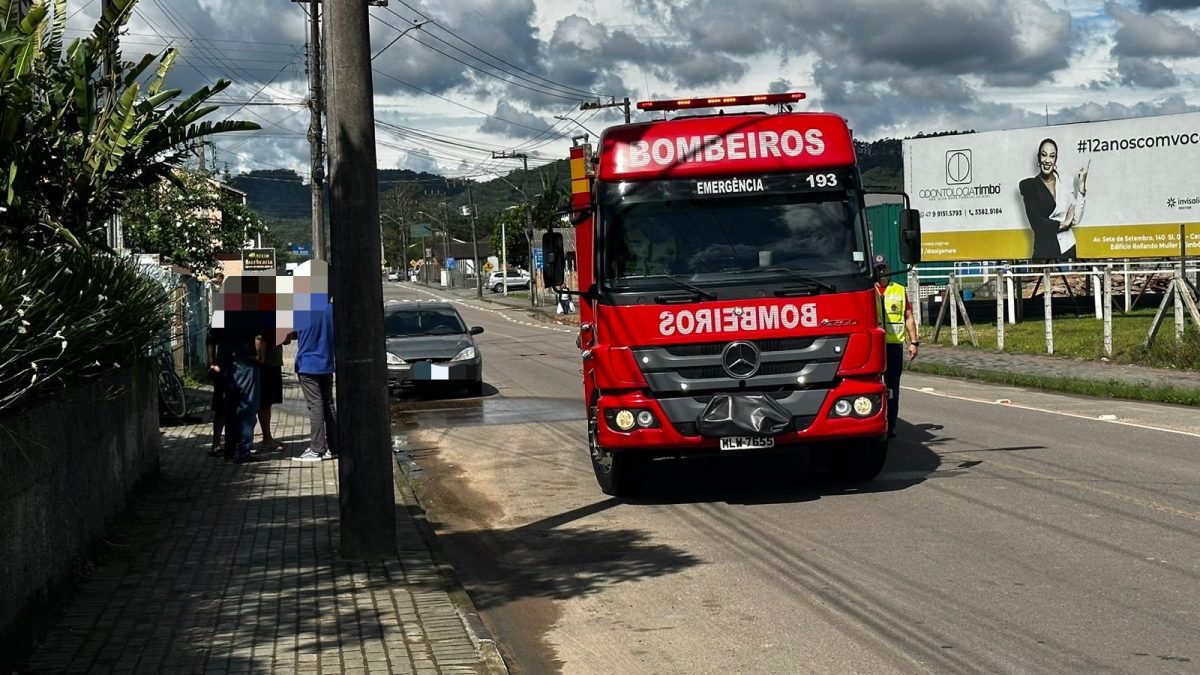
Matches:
[908,360,1200,407]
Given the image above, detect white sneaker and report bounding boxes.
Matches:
[292,449,323,462]
[321,451,335,460]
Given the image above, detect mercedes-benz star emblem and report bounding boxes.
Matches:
[721,341,761,379]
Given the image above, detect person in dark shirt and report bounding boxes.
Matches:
[214,324,264,463]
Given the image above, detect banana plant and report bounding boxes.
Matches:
[0,0,260,251]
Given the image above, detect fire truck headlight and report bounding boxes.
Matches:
[636,410,655,428]
[853,396,875,417]
[614,409,636,431]
[833,399,852,417]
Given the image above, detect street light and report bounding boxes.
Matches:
[553,115,596,139]
[371,19,428,62]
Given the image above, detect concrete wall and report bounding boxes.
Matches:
[0,367,160,671]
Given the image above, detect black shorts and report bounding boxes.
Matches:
[261,365,283,406]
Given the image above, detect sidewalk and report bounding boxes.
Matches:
[20,373,504,674]
[916,343,1200,395]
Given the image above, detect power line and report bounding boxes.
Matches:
[388,0,608,99]
[375,8,587,103]
[372,69,564,138]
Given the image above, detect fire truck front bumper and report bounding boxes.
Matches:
[595,377,887,453]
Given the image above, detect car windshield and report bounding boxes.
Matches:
[384,308,467,337]
[600,181,867,290]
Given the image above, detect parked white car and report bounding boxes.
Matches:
[386,271,401,282]
[487,270,531,293]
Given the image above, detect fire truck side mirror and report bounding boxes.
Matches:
[542,231,566,287]
[899,209,922,265]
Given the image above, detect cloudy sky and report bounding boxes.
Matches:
[67,0,1200,180]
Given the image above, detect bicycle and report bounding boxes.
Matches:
[155,348,188,420]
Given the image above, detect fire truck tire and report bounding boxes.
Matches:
[589,407,640,497]
[829,437,889,482]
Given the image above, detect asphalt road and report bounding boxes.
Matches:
[384,283,1200,675]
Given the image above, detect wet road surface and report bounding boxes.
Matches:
[384,282,1200,674]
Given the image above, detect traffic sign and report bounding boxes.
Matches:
[446,257,456,270]
[483,261,494,273]
[290,244,312,256]
[534,247,544,270]
[410,259,420,269]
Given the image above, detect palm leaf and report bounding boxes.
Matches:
[147,47,176,97]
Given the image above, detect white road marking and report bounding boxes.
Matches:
[904,384,1200,439]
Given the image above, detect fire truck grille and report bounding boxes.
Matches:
[676,360,807,380]
[632,335,849,394]
[665,337,815,357]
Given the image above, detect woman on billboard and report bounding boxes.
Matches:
[1018,138,1089,260]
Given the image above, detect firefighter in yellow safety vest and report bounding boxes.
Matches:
[874,255,919,438]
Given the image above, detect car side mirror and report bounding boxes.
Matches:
[542,231,566,287]
[469,326,484,335]
[899,208,922,265]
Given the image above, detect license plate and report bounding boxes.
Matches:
[719,436,775,451]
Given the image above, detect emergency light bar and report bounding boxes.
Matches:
[636,92,806,112]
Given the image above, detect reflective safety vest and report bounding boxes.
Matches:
[879,283,907,345]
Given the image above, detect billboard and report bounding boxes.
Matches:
[903,112,1200,261]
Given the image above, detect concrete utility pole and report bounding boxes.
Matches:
[465,182,482,298]
[292,0,327,260]
[101,0,124,253]
[491,150,535,306]
[323,0,395,558]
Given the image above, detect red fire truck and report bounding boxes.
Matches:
[541,92,921,496]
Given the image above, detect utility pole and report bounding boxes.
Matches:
[492,150,534,306]
[101,0,124,253]
[293,0,327,260]
[323,0,395,558]
[581,96,631,124]
[465,182,482,298]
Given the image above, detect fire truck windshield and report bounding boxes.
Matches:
[600,176,867,292]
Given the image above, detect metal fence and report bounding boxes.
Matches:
[909,258,1200,355]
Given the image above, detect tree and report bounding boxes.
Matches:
[123,171,265,275]
[0,0,260,252]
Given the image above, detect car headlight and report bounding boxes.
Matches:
[451,346,477,362]
[386,352,406,365]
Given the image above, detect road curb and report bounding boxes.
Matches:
[391,450,511,675]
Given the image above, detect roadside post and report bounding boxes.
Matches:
[1104,266,1113,357]
[995,265,1005,352]
[1044,268,1054,355]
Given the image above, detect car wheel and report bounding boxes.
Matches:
[492,283,503,293]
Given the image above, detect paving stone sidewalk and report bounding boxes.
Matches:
[21,373,503,674]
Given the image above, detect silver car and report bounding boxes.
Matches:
[384,301,484,396]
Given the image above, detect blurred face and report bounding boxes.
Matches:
[1038,142,1058,178]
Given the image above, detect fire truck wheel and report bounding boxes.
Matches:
[589,407,639,497]
[828,437,889,482]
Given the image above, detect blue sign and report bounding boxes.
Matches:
[290,244,312,256]
[534,247,544,270]
[446,257,456,270]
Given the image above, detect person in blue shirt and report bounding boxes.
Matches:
[291,294,337,462]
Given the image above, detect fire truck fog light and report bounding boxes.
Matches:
[833,399,852,417]
[614,410,636,431]
[636,410,655,428]
[834,346,843,353]
[853,396,874,416]
[642,356,650,364]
